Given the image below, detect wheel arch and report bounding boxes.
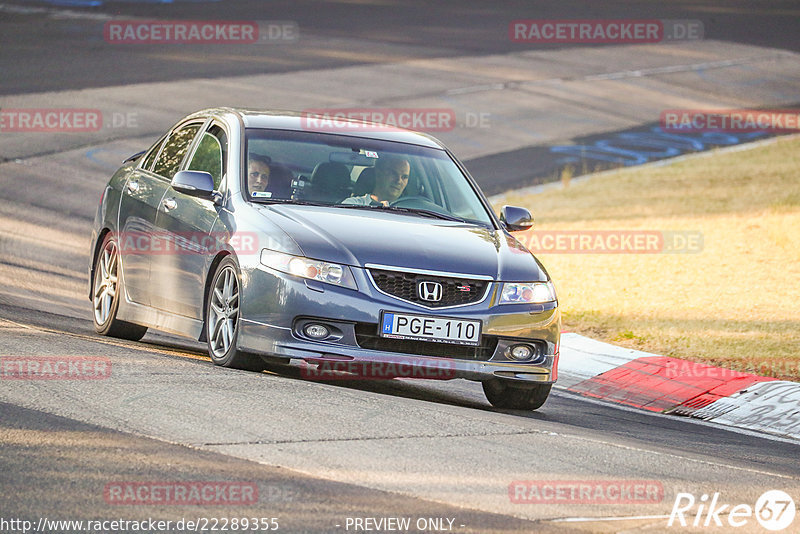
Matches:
[199,250,234,342]
[89,228,114,300]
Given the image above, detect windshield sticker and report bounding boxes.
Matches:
[364,150,379,158]
[251,191,272,198]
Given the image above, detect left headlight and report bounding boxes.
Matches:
[259,249,357,290]
[499,280,556,304]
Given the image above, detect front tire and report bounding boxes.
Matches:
[92,233,148,341]
[205,257,265,371]
[482,379,551,410]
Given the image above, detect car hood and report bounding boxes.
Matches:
[255,205,547,281]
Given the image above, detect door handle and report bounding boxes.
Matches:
[162,198,177,211]
[127,180,140,194]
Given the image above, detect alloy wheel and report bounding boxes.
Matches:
[209,265,240,358]
[93,239,119,326]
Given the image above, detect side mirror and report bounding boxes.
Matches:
[172,170,216,199]
[123,150,145,163]
[500,205,534,231]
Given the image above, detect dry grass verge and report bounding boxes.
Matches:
[497,136,800,380]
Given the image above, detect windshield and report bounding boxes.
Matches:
[244,128,494,226]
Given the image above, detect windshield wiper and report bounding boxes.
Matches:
[251,198,329,206]
[389,207,468,222]
[335,204,468,223]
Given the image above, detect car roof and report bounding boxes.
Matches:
[188,108,447,150]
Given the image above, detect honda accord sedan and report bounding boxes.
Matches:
[89,108,560,410]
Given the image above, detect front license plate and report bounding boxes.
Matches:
[380,311,482,346]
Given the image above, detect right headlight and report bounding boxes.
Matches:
[499,280,556,304]
[259,249,357,290]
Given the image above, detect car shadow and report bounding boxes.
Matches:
[259,360,556,419]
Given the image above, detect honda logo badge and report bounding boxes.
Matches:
[418,281,443,302]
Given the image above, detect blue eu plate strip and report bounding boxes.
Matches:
[382,313,394,333]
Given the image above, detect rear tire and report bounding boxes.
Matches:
[482,379,551,410]
[205,257,265,372]
[92,233,148,341]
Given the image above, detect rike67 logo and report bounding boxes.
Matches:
[668,490,796,531]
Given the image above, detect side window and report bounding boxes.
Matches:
[187,125,227,189]
[152,123,201,179]
[141,134,166,171]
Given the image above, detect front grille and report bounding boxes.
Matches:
[368,268,489,308]
[355,323,498,361]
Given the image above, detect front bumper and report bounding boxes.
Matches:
[236,262,560,384]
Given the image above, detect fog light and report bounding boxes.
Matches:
[304,324,330,340]
[507,344,534,361]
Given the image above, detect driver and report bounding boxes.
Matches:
[247,153,272,194]
[342,156,409,206]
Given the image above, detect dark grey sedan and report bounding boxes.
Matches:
[89,108,560,410]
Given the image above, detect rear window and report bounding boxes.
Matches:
[152,123,201,179]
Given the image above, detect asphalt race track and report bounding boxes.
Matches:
[1,1,799,533]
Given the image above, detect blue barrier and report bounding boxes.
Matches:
[551,126,770,167]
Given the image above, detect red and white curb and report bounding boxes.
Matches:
[557,333,800,441]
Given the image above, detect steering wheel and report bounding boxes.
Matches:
[389,196,440,209]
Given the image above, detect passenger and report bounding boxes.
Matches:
[342,155,410,206]
[247,154,272,194]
